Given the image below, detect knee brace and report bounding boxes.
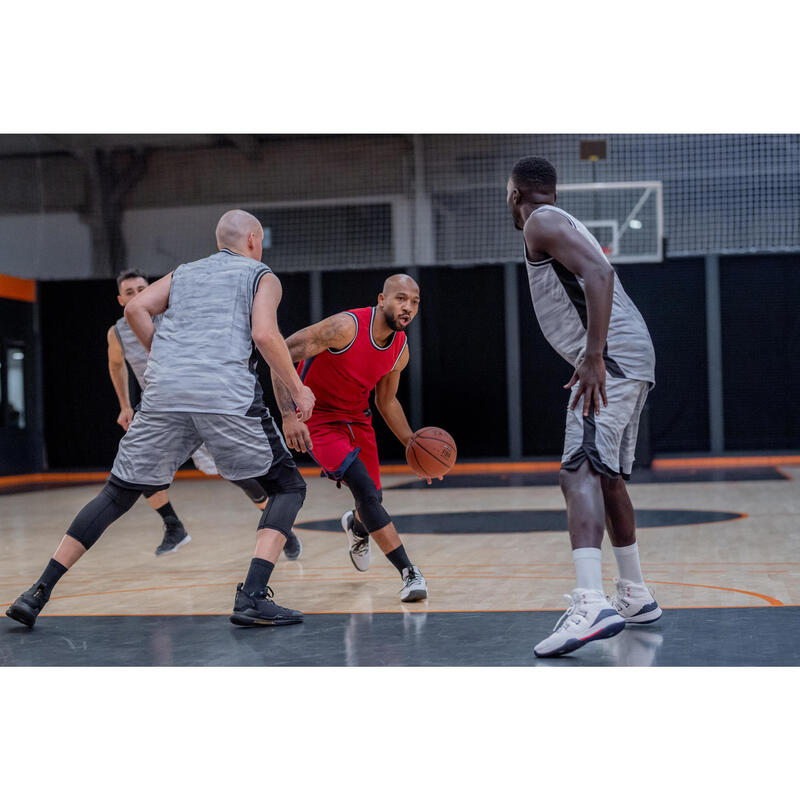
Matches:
[231,477,268,505]
[342,460,390,533]
[257,487,306,538]
[66,481,141,549]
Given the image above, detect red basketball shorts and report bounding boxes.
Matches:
[307,416,382,490]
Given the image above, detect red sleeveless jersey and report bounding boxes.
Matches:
[298,306,407,421]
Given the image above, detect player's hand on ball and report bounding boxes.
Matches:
[283,416,313,453]
[117,406,134,430]
[413,472,444,486]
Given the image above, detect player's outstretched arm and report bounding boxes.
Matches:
[252,272,315,423]
[125,273,172,352]
[374,345,414,446]
[525,213,614,417]
[106,327,133,430]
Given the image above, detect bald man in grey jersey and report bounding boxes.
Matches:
[108,269,303,558]
[7,210,315,629]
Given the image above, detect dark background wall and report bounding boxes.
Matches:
[31,253,800,472]
[0,296,44,473]
[720,254,800,450]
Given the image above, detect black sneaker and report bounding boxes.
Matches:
[5,582,51,628]
[283,528,303,560]
[155,521,191,556]
[229,583,303,626]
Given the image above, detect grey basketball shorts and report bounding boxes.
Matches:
[561,375,650,480]
[111,410,291,489]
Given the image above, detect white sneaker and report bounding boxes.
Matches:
[400,566,428,602]
[341,510,370,572]
[534,589,626,658]
[609,578,663,624]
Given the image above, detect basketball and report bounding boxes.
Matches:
[406,427,457,479]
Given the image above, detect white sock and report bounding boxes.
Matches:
[572,548,603,593]
[612,542,644,584]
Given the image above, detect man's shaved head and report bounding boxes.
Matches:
[215,209,264,253]
[377,273,420,333]
[382,273,419,297]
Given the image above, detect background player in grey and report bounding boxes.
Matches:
[507,156,662,658]
[6,210,315,629]
[108,269,302,558]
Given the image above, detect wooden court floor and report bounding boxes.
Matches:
[2,461,798,622]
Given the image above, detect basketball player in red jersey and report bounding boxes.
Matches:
[271,274,428,602]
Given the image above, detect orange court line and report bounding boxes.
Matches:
[648,579,783,606]
[10,574,784,609]
[0,274,36,303]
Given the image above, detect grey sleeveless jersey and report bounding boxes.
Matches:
[114,314,162,389]
[524,205,655,386]
[140,249,272,415]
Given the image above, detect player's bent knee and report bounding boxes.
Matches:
[257,488,306,538]
[343,460,390,533]
[231,477,268,505]
[66,481,141,549]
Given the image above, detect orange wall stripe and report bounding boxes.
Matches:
[0,274,36,303]
[2,454,799,489]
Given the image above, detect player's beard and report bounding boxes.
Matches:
[384,308,409,331]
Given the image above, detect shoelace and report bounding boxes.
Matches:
[551,595,577,632]
[352,536,369,555]
[405,568,419,584]
[551,594,591,632]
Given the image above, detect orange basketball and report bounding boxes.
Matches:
[406,427,457,479]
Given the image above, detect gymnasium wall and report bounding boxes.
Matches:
[33,253,800,472]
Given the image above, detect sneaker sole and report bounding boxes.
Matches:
[342,511,370,572]
[5,605,37,628]
[623,607,663,624]
[348,551,370,572]
[229,612,304,627]
[400,589,428,602]
[155,534,192,556]
[534,618,626,658]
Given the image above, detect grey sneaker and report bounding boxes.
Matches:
[341,510,370,571]
[155,522,191,556]
[400,566,428,602]
[283,528,303,560]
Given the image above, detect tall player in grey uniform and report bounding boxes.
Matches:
[507,156,662,658]
[108,270,303,558]
[7,210,315,628]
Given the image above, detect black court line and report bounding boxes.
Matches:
[1,608,797,666]
[296,509,744,534]
[389,466,789,490]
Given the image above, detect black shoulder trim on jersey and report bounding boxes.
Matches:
[523,241,553,267]
[328,312,359,354]
[390,339,408,371]
[113,320,124,351]
[369,306,396,351]
[252,267,272,299]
